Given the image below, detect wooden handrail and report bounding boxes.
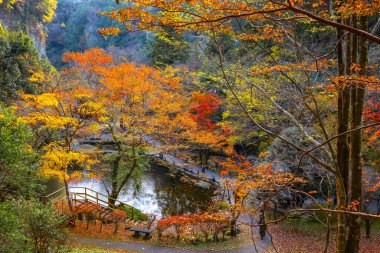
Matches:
[45,186,66,199]
[72,193,119,213]
[69,186,138,218]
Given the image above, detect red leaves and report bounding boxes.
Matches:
[74,202,102,215]
[190,92,220,130]
[157,213,229,241]
[109,210,127,223]
[364,96,380,144]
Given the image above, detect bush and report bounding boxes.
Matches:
[117,205,148,221]
[14,198,69,253]
[0,202,29,252]
[156,213,230,242]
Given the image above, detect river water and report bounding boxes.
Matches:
[67,163,215,218]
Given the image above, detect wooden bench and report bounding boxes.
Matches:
[129,227,152,239]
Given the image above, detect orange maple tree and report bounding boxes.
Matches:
[55,48,232,206]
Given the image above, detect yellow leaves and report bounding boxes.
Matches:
[85,172,103,180]
[98,116,109,123]
[39,143,97,181]
[251,59,336,76]
[22,114,79,129]
[41,0,58,23]
[22,93,59,108]
[258,151,270,158]
[69,171,83,182]
[77,101,105,118]
[88,123,99,132]
[28,71,45,83]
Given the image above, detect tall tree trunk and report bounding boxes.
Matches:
[346,15,367,253]
[64,177,73,212]
[108,149,138,207]
[335,19,350,253]
[108,155,121,207]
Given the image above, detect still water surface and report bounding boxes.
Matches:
[67,163,215,218]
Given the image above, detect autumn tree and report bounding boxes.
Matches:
[218,158,306,236]
[19,50,107,210]
[186,92,233,168]
[102,1,380,252]
[62,48,212,207]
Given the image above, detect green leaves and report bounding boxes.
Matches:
[0,28,55,102]
[0,201,29,253]
[0,106,40,196]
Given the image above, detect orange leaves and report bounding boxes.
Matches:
[336,0,380,16]
[109,210,127,221]
[219,157,306,194]
[98,0,380,45]
[98,27,122,36]
[331,75,380,89]
[19,50,109,183]
[62,48,114,75]
[90,59,192,151]
[99,0,292,41]
[237,24,285,43]
[258,151,270,158]
[63,48,114,67]
[74,202,103,215]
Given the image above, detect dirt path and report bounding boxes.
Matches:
[71,235,272,253]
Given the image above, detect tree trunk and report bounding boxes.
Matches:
[64,177,73,212]
[109,149,138,207]
[114,220,119,234]
[230,218,237,237]
[335,181,347,253]
[259,207,267,239]
[365,217,370,239]
[108,155,121,208]
[346,15,367,253]
[335,19,350,253]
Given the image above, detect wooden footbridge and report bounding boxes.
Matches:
[46,187,148,228]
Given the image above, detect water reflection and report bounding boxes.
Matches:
[69,162,215,218]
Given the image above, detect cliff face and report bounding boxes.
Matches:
[0,0,57,57]
[45,0,153,68]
